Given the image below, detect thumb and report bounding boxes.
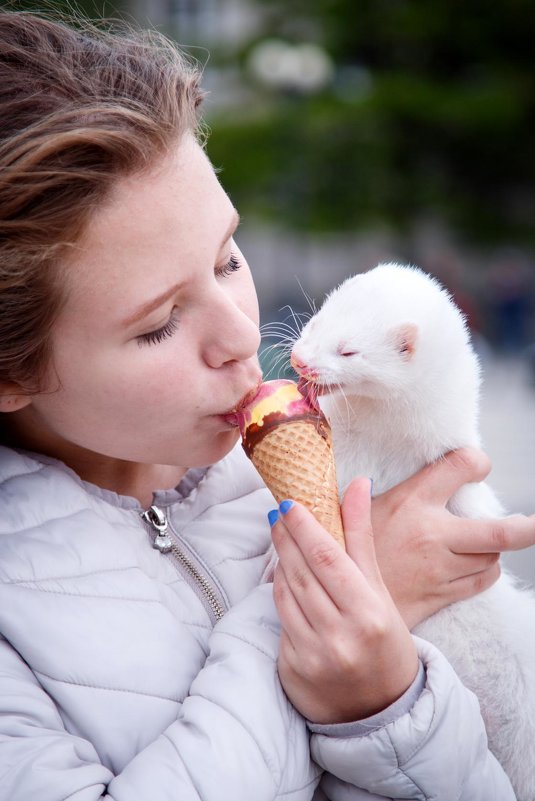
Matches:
[341,477,382,581]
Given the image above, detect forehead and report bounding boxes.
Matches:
[60,137,232,314]
[80,137,225,266]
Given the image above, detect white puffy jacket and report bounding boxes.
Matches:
[0,444,516,800]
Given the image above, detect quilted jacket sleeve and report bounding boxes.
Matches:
[309,636,516,801]
[0,584,318,801]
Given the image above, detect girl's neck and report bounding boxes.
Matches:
[3,408,186,507]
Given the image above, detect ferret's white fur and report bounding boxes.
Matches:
[292,263,535,800]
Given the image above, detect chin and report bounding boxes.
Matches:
[342,380,392,399]
[202,429,241,465]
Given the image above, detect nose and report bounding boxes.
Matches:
[203,291,261,368]
[290,349,318,379]
[290,351,305,372]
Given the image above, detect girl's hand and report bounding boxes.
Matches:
[371,447,535,629]
[271,478,418,725]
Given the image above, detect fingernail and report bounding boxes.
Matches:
[267,509,279,527]
[369,478,374,496]
[279,499,294,515]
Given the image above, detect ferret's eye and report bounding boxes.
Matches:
[336,341,360,357]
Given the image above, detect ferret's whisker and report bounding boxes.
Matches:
[262,314,292,323]
[338,384,352,433]
[274,306,303,336]
[289,309,312,325]
[279,305,314,336]
[295,277,317,316]
[261,344,291,365]
[286,307,305,338]
[260,332,298,348]
[263,330,291,344]
[260,330,297,345]
[263,362,280,380]
[260,341,284,358]
[270,344,291,364]
[328,383,352,437]
[260,340,293,378]
[260,322,299,338]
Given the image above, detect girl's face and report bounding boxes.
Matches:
[17,136,262,473]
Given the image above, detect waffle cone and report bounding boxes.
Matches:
[251,419,345,548]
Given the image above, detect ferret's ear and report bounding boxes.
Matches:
[392,323,418,360]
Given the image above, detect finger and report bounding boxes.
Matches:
[341,478,383,583]
[448,514,535,554]
[398,448,492,506]
[271,511,339,627]
[272,561,314,644]
[447,560,502,600]
[445,550,500,581]
[275,500,364,613]
[405,558,502,628]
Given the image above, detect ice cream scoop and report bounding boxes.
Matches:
[230,379,345,547]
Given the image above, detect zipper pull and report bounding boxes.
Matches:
[141,505,173,553]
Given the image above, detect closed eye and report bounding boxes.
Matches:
[137,308,179,346]
[215,253,241,277]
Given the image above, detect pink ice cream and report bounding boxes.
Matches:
[227,379,329,457]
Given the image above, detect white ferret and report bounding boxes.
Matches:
[291,263,535,801]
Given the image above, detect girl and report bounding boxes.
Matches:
[0,10,533,800]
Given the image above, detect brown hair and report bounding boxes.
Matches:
[0,9,204,394]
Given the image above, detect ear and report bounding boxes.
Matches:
[393,323,418,361]
[0,384,32,413]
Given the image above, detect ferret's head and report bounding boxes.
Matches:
[291,263,473,401]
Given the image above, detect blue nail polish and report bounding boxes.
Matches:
[267,509,279,527]
[279,499,294,515]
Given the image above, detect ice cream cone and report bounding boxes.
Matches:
[251,418,345,547]
[227,380,345,548]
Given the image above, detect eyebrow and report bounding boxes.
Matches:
[122,209,241,329]
[121,282,185,328]
[221,209,241,249]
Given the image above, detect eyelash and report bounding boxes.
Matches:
[137,309,179,347]
[215,253,241,277]
[137,253,242,346]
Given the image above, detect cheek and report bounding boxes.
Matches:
[113,348,198,410]
[49,337,187,420]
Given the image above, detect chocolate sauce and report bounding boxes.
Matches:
[242,410,331,457]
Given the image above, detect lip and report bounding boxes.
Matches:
[297,377,340,410]
[235,381,263,412]
[220,378,263,425]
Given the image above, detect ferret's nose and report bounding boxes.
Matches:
[290,350,318,379]
[290,351,304,371]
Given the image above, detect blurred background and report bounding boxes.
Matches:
[9,0,535,585]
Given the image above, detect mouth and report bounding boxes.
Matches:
[297,377,340,409]
[221,379,263,426]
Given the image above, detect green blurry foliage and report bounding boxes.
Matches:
[6,0,534,242]
[207,0,535,243]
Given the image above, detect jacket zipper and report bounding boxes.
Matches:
[141,504,225,623]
